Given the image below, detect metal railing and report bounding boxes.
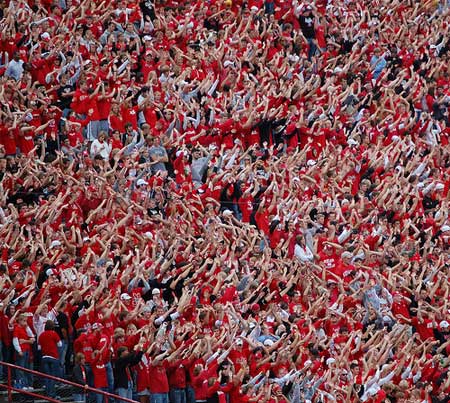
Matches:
[0,361,136,403]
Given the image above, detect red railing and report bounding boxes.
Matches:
[0,361,137,403]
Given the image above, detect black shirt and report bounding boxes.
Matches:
[57,84,74,110]
[299,14,315,39]
[55,310,69,340]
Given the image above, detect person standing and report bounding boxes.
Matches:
[12,314,35,390]
[73,353,88,403]
[114,345,144,402]
[55,301,70,376]
[295,5,317,60]
[38,320,62,398]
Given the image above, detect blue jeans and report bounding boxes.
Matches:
[96,387,108,403]
[85,364,95,403]
[169,389,186,403]
[105,362,115,394]
[42,357,61,397]
[74,393,86,402]
[116,381,133,403]
[307,38,317,60]
[185,386,195,403]
[58,340,68,375]
[150,393,168,403]
[15,351,32,388]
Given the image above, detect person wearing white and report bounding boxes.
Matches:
[33,304,57,338]
[90,131,112,160]
[360,364,397,401]
[5,52,24,81]
[294,235,315,262]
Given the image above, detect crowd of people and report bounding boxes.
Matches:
[0,0,450,402]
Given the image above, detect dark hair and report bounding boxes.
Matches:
[117,346,128,357]
[45,320,55,331]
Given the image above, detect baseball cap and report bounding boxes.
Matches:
[440,321,449,329]
[120,293,131,301]
[136,179,148,187]
[152,288,161,295]
[50,240,61,249]
[341,251,353,259]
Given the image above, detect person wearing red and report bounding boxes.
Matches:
[38,320,62,397]
[148,345,171,403]
[89,322,114,397]
[136,351,151,403]
[0,116,17,156]
[167,356,191,403]
[91,346,109,403]
[109,103,125,134]
[13,314,35,390]
[191,361,219,403]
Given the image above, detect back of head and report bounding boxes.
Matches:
[45,320,55,331]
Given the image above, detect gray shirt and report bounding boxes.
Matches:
[149,145,168,174]
[5,59,24,81]
[191,156,211,185]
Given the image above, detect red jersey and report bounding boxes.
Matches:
[38,330,61,359]
[92,354,108,388]
[13,324,33,353]
[148,362,169,394]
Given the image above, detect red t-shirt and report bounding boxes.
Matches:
[13,324,33,353]
[92,354,108,388]
[411,316,435,341]
[148,362,169,393]
[136,354,151,392]
[38,330,60,359]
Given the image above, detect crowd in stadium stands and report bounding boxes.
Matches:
[0,0,450,402]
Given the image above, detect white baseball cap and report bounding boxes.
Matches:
[440,320,449,329]
[50,240,61,249]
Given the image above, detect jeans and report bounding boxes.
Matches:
[58,340,68,375]
[96,387,108,403]
[150,393,169,403]
[85,364,95,403]
[116,381,133,403]
[185,386,195,403]
[307,38,317,60]
[169,389,186,403]
[105,362,115,394]
[16,351,32,388]
[74,393,86,403]
[42,357,61,397]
